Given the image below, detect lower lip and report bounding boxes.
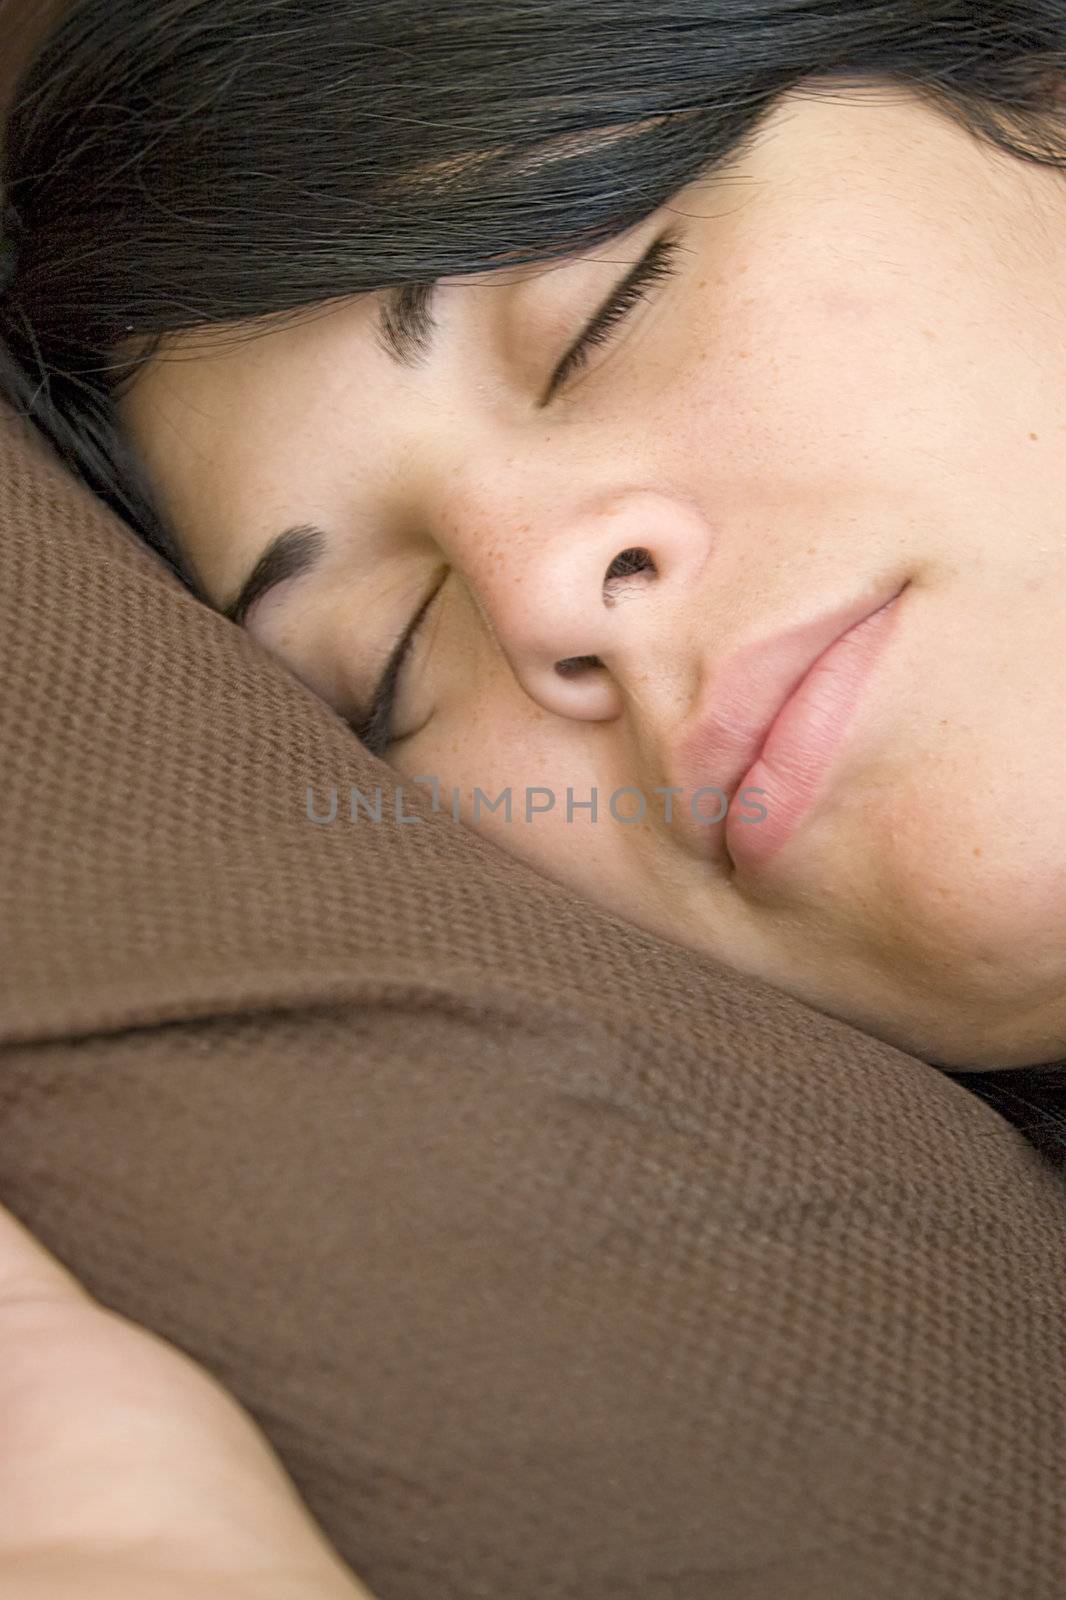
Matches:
[725,587,906,872]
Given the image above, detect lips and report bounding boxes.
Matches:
[668,582,908,868]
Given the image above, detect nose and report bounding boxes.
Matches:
[458,487,714,724]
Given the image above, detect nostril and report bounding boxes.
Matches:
[554,551,656,680]
[555,654,603,678]
[604,546,656,582]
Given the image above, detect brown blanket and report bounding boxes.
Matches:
[2,396,1066,1598]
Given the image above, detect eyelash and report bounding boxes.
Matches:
[356,233,684,755]
[546,232,684,398]
[351,575,445,758]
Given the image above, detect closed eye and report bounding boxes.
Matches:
[541,230,685,405]
[350,568,448,756]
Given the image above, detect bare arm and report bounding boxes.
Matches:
[0,1201,377,1599]
[0,1546,368,1600]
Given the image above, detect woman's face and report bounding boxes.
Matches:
[115,84,1066,1070]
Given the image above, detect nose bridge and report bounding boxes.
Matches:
[443,475,714,722]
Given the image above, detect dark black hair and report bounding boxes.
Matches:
[1,0,1066,583]
[1,1,1066,1159]
[946,1065,1066,1170]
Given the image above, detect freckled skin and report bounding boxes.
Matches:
[115,84,1066,1070]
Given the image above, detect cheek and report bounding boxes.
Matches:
[837,740,1066,1017]
[676,243,988,496]
[395,717,651,911]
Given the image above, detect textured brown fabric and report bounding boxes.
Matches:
[1,393,1065,1599]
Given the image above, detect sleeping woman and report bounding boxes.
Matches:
[3,1,1066,1092]
[3,6,1066,1595]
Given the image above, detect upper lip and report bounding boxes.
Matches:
[667,581,906,867]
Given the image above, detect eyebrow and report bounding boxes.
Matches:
[375,280,441,369]
[221,522,328,626]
